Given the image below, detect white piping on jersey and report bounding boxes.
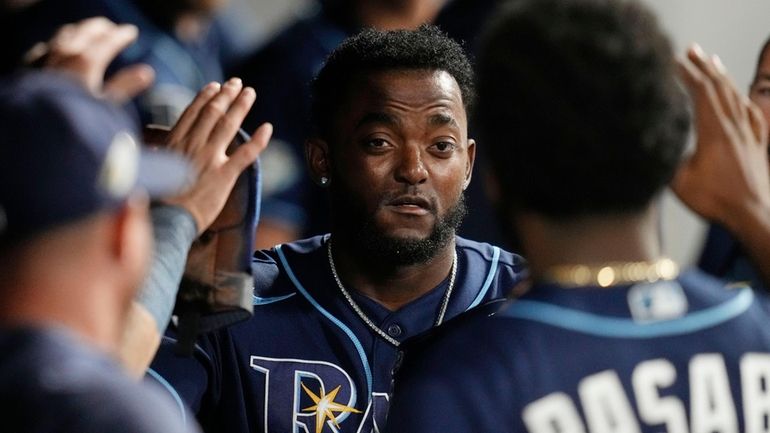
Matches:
[465,246,501,311]
[275,244,374,401]
[159,335,212,365]
[500,287,754,338]
[147,368,187,426]
[253,292,297,305]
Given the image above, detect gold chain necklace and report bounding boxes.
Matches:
[540,258,679,288]
[326,239,458,347]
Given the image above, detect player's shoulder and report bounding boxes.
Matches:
[679,268,760,305]
[455,235,526,271]
[680,268,770,322]
[454,236,527,301]
[0,327,197,433]
[252,235,327,300]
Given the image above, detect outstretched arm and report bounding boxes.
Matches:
[674,44,770,287]
[120,81,272,375]
[30,17,272,375]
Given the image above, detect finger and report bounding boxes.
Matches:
[184,77,244,153]
[713,54,750,127]
[677,57,722,136]
[748,99,769,147]
[47,23,78,53]
[86,23,139,73]
[678,52,739,146]
[711,54,747,121]
[687,46,741,125]
[23,42,49,66]
[206,86,257,153]
[676,56,702,95]
[226,122,272,175]
[49,17,115,58]
[166,82,221,147]
[103,64,155,103]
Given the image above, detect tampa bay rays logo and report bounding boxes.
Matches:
[251,356,367,433]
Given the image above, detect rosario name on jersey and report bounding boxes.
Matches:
[149,235,525,433]
[386,270,770,433]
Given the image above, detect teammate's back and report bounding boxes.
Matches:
[390,271,770,432]
[384,0,770,431]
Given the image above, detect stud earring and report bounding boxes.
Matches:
[320,176,330,186]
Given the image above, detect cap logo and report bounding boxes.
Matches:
[99,131,140,198]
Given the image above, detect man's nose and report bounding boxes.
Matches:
[395,144,428,185]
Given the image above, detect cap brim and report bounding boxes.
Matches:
[136,148,195,198]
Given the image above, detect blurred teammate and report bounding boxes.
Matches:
[385,0,770,431]
[0,70,199,433]
[23,17,273,376]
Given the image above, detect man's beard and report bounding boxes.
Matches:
[332,192,467,267]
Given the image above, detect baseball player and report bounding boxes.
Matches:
[146,25,526,433]
[0,70,199,433]
[385,0,770,431]
[0,16,275,431]
[22,17,274,377]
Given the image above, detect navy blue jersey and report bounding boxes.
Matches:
[699,223,765,291]
[0,327,199,433]
[386,270,770,433]
[149,235,525,432]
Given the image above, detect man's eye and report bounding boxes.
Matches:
[366,139,389,148]
[432,142,456,152]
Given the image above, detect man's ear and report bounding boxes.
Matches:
[109,193,151,272]
[305,138,332,187]
[464,138,476,190]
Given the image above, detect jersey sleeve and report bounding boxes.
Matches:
[69,378,204,433]
[147,331,220,417]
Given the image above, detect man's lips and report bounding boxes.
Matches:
[386,195,433,216]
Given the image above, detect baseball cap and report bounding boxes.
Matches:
[0,71,193,245]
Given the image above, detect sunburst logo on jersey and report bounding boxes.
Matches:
[301,383,361,433]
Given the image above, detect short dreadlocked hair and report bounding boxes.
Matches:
[310,24,475,141]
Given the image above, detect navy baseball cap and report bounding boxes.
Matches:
[0,71,193,245]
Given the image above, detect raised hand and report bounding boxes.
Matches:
[162,78,272,234]
[675,44,770,287]
[674,44,770,229]
[25,17,154,103]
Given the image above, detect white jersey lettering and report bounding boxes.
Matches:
[741,353,770,433]
[522,392,586,433]
[579,370,641,433]
[689,354,738,433]
[632,358,688,433]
